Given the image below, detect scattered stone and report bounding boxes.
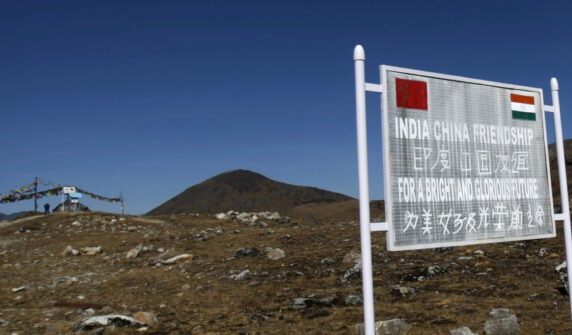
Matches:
[483,308,519,335]
[267,248,286,260]
[127,226,137,232]
[320,257,335,266]
[456,256,474,262]
[276,216,290,224]
[215,213,230,220]
[289,296,338,310]
[473,250,485,255]
[73,314,147,332]
[72,221,81,226]
[164,254,193,264]
[289,298,311,310]
[133,312,158,328]
[555,261,568,295]
[234,270,251,281]
[53,276,79,286]
[538,248,549,257]
[427,266,443,276]
[340,261,361,284]
[391,285,417,298]
[11,286,27,293]
[526,293,540,302]
[279,234,292,240]
[19,226,37,233]
[195,233,209,242]
[343,251,361,264]
[233,247,259,258]
[62,245,80,257]
[81,247,103,256]
[450,326,478,335]
[344,295,363,306]
[0,318,8,326]
[126,245,142,259]
[356,319,411,335]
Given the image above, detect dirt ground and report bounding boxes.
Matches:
[1,211,572,334]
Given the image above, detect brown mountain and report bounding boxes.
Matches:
[147,169,353,215]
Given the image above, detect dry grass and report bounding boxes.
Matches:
[1,211,571,334]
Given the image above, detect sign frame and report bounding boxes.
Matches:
[353,44,572,335]
[380,65,556,251]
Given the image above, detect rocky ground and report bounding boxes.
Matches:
[1,211,572,334]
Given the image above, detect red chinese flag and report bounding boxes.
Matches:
[395,78,428,110]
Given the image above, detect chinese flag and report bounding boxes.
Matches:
[396,78,428,110]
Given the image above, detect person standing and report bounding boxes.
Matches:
[44,203,50,216]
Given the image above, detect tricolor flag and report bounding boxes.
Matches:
[511,93,536,121]
[396,78,428,110]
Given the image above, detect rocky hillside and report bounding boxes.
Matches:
[548,139,572,210]
[147,169,353,215]
[1,211,570,334]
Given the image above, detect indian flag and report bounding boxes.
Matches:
[511,93,536,121]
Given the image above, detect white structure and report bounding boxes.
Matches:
[353,44,572,334]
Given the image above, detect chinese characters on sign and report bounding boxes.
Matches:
[382,67,554,250]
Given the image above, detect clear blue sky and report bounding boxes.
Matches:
[2,1,572,215]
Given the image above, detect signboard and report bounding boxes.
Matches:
[381,66,555,251]
[63,186,76,194]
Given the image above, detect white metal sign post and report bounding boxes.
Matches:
[353,45,572,334]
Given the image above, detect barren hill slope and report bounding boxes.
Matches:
[147,169,353,215]
[548,139,572,210]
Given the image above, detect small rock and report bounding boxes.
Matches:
[234,270,251,281]
[164,254,193,264]
[427,266,442,276]
[473,250,485,255]
[484,308,519,335]
[276,216,290,224]
[73,314,146,332]
[279,234,292,240]
[526,293,539,301]
[72,221,81,226]
[456,256,474,262]
[538,248,549,257]
[356,319,411,335]
[127,226,137,232]
[289,298,311,310]
[233,248,259,258]
[320,257,335,266]
[267,248,286,260]
[215,213,230,220]
[450,326,478,335]
[555,261,568,295]
[11,286,27,293]
[126,245,142,259]
[391,285,417,298]
[81,247,103,256]
[489,308,512,318]
[62,245,79,257]
[344,295,363,306]
[133,312,158,328]
[340,261,362,284]
[20,226,37,233]
[343,251,361,264]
